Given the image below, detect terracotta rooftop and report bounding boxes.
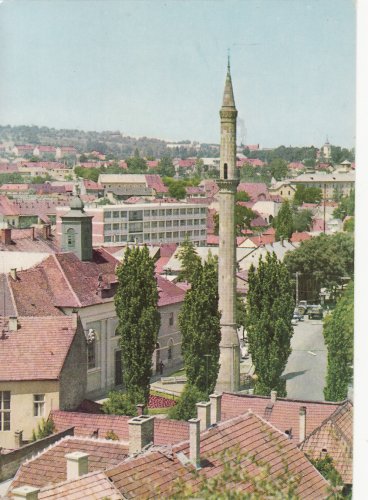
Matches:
[238,182,270,201]
[299,401,353,484]
[0,316,79,381]
[51,410,189,445]
[221,392,343,444]
[0,227,58,253]
[10,436,129,492]
[38,470,122,500]
[144,174,168,193]
[9,249,119,314]
[106,412,329,499]
[156,275,186,307]
[290,231,313,243]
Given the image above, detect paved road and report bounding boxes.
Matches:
[282,317,327,401]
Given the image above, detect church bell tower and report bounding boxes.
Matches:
[215,59,240,392]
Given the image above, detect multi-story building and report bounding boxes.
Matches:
[56,202,208,246]
[291,171,355,199]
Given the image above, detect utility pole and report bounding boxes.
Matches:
[295,271,299,307]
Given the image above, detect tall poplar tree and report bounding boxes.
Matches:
[245,252,294,396]
[179,254,221,395]
[324,282,354,401]
[275,200,293,241]
[177,237,201,283]
[114,245,160,405]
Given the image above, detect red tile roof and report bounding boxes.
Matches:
[0,227,58,253]
[221,392,343,444]
[311,218,325,232]
[38,470,122,500]
[156,275,186,307]
[83,179,103,190]
[106,412,329,499]
[177,159,196,168]
[237,182,270,202]
[250,215,268,227]
[51,410,189,446]
[10,436,129,491]
[290,231,313,243]
[248,234,275,245]
[299,401,353,484]
[146,160,159,169]
[0,316,80,381]
[145,174,168,193]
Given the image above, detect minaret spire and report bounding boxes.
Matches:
[215,60,240,392]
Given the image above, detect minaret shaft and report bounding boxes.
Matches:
[215,63,240,393]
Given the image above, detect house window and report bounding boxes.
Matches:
[169,312,174,326]
[87,342,96,369]
[0,391,10,431]
[168,339,174,360]
[33,394,45,417]
[66,228,75,248]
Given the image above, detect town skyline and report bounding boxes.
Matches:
[0,0,355,148]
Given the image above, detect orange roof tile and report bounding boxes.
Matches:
[10,436,129,492]
[221,392,343,444]
[106,412,329,499]
[0,316,80,381]
[299,401,353,484]
[38,470,122,499]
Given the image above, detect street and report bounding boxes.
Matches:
[282,317,327,401]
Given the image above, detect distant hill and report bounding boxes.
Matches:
[0,125,220,159]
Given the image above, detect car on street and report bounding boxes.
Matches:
[308,305,323,320]
[293,309,304,321]
[291,315,299,326]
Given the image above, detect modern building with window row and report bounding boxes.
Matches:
[56,202,208,246]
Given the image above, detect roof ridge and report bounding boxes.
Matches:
[222,391,345,406]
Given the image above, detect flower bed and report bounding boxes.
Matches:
[148,394,176,409]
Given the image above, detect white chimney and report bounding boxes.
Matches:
[65,451,89,480]
[12,486,40,500]
[209,393,222,425]
[196,401,211,431]
[299,406,307,442]
[270,390,277,403]
[9,316,18,332]
[189,418,201,469]
[10,268,17,280]
[128,415,154,455]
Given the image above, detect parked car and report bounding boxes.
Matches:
[298,300,308,315]
[291,315,299,326]
[308,306,323,320]
[293,309,304,321]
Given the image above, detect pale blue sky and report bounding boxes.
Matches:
[0,0,356,148]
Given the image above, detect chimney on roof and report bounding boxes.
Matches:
[65,451,89,480]
[14,429,23,448]
[11,486,40,500]
[9,316,18,331]
[1,227,11,245]
[270,390,277,403]
[128,415,154,455]
[209,393,222,425]
[30,226,35,241]
[189,418,201,470]
[10,268,17,280]
[299,406,307,442]
[43,224,51,239]
[196,401,211,431]
[136,404,145,416]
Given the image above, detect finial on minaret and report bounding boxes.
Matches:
[227,48,231,73]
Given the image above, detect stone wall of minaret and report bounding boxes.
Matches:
[215,63,240,392]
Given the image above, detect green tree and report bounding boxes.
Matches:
[177,237,201,283]
[245,252,294,396]
[31,417,55,442]
[236,191,250,202]
[284,233,354,303]
[114,246,160,405]
[324,282,354,401]
[167,180,186,199]
[292,209,313,232]
[157,156,175,177]
[274,200,293,241]
[293,185,322,206]
[343,217,354,232]
[333,190,355,219]
[126,156,148,173]
[308,454,345,495]
[179,254,221,395]
[269,158,288,180]
[167,385,207,421]
[102,391,138,416]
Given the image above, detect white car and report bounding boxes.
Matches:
[291,315,299,326]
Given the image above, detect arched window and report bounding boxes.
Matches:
[67,228,75,248]
[224,163,228,179]
[168,339,174,361]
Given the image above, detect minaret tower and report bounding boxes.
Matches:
[215,58,240,392]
